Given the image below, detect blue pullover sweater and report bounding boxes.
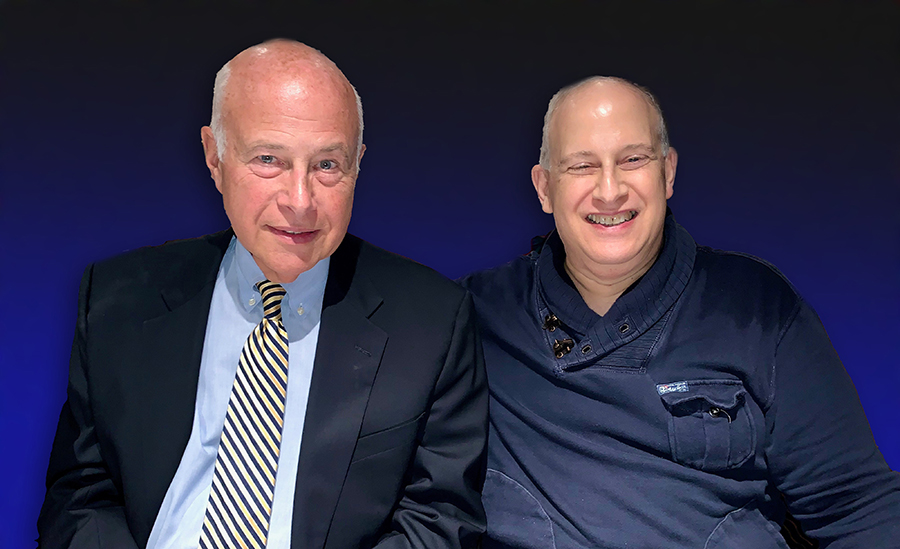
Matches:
[459,213,900,548]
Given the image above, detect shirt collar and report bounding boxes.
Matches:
[232,237,330,334]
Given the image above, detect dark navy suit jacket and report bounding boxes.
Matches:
[38,230,488,548]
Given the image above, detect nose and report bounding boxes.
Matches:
[592,167,628,204]
[279,168,314,211]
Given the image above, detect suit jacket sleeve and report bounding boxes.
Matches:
[765,301,900,547]
[37,264,139,548]
[374,291,489,549]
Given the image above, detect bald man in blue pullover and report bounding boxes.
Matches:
[460,76,900,548]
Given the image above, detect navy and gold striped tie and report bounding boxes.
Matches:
[200,281,289,548]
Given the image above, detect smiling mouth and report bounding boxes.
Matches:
[586,211,637,227]
[271,226,313,235]
[269,226,318,242]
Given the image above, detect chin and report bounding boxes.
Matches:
[587,244,638,265]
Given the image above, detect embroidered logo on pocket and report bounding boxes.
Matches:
[657,381,689,395]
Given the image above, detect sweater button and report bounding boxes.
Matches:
[543,313,561,332]
[553,338,574,358]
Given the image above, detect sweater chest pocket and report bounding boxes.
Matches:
[658,379,756,471]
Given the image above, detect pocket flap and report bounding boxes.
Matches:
[658,379,747,412]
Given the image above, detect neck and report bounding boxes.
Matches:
[565,246,661,317]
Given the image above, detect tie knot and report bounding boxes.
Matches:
[256,280,286,321]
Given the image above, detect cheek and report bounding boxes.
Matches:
[633,176,668,204]
[323,183,356,219]
[223,181,272,226]
[556,185,590,218]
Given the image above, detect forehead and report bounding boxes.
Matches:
[224,65,357,143]
[551,82,657,153]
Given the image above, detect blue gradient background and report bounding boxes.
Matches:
[1,2,898,546]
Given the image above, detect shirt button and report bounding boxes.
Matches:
[297,305,305,316]
[248,298,256,306]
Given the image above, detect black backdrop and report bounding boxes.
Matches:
[2,1,898,545]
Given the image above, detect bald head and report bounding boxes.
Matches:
[539,77,668,169]
[210,39,364,164]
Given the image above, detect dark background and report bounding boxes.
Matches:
[2,1,898,546]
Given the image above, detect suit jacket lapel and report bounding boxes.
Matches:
[132,230,232,539]
[291,235,388,549]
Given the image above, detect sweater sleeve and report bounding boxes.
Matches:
[765,301,900,547]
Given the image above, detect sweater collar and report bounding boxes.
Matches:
[536,210,696,360]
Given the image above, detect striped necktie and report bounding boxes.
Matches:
[200,280,289,549]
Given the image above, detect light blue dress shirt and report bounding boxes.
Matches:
[147,237,329,549]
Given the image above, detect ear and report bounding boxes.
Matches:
[200,126,224,193]
[531,164,554,214]
[356,143,366,172]
[663,147,678,199]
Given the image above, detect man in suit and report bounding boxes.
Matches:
[38,39,488,548]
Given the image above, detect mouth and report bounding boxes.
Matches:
[269,226,318,243]
[586,210,637,227]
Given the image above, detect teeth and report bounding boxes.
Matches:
[587,211,636,226]
[284,230,303,234]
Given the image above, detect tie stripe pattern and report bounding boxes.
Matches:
[200,281,289,549]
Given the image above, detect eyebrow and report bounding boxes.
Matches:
[243,142,351,157]
[557,151,596,167]
[620,143,655,154]
[317,143,350,155]
[246,142,290,152]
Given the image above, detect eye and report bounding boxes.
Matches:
[248,153,286,178]
[620,155,652,170]
[566,163,599,175]
[318,159,337,170]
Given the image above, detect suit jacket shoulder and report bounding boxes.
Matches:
[87,230,233,315]
[333,234,468,307]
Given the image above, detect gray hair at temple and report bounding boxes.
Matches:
[538,76,669,169]
[208,51,365,167]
